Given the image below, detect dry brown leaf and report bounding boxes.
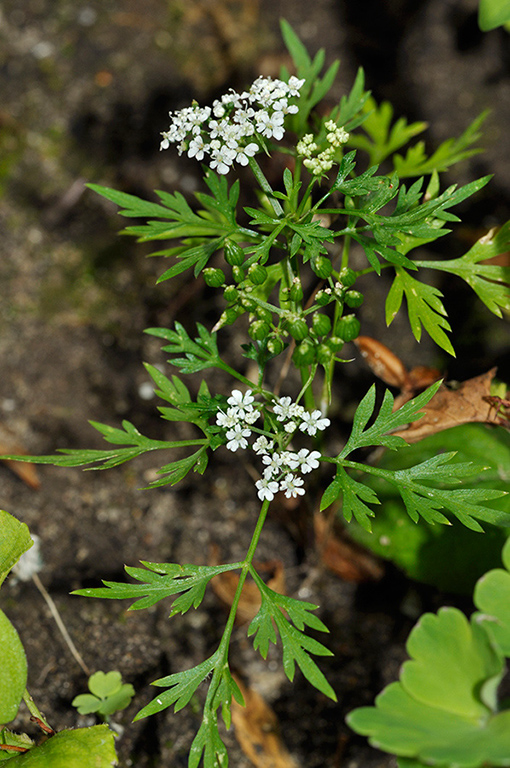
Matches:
[393,368,505,442]
[314,512,384,582]
[0,429,40,490]
[354,336,410,389]
[232,677,299,768]
[210,546,286,624]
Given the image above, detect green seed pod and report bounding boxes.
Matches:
[232,265,245,283]
[217,306,243,329]
[267,336,285,355]
[312,313,332,337]
[203,268,225,288]
[316,343,333,365]
[292,339,316,367]
[289,278,304,303]
[315,289,334,307]
[224,240,245,266]
[336,314,361,342]
[311,255,333,279]
[240,294,257,311]
[223,285,239,303]
[327,336,344,352]
[344,289,364,308]
[338,267,356,288]
[255,306,273,324]
[249,320,271,341]
[247,264,268,285]
[289,317,309,342]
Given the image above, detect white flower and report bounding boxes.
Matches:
[227,389,255,410]
[226,424,251,452]
[288,449,321,474]
[188,135,209,160]
[287,76,306,96]
[243,406,260,425]
[253,436,274,455]
[209,142,236,175]
[273,396,295,421]
[279,473,305,498]
[255,110,285,140]
[299,410,331,436]
[284,421,298,433]
[235,142,259,166]
[255,477,279,501]
[262,452,284,477]
[216,407,241,429]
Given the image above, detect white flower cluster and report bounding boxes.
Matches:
[160,75,305,175]
[296,119,349,175]
[216,390,330,502]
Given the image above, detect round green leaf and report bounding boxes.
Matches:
[401,607,501,719]
[4,725,117,767]
[71,694,102,715]
[0,609,28,725]
[88,671,122,699]
[97,684,135,716]
[0,511,33,589]
[475,566,510,655]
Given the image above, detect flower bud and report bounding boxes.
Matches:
[247,264,268,285]
[232,266,245,283]
[312,313,332,337]
[255,307,272,324]
[203,268,225,287]
[344,290,364,308]
[292,339,316,366]
[224,240,245,266]
[240,294,257,311]
[336,314,361,342]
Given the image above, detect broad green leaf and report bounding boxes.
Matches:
[401,608,501,719]
[0,609,27,724]
[474,538,510,655]
[87,670,122,699]
[0,510,33,589]
[4,725,117,766]
[478,0,510,30]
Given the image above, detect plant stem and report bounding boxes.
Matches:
[204,499,271,706]
[248,157,284,217]
[22,690,54,734]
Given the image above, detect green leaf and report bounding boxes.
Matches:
[478,0,510,30]
[347,608,506,767]
[392,112,488,177]
[3,725,117,767]
[346,424,510,593]
[386,268,455,356]
[73,561,242,614]
[135,651,220,719]
[71,693,103,715]
[87,670,122,699]
[146,322,224,374]
[414,221,510,318]
[474,538,510,655]
[339,382,442,459]
[0,510,33,589]
[0,609,27,725]
[248,569,336,701]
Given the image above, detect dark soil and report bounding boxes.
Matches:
[1,1,509,766]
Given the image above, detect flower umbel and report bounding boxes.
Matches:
[215,389,328,501]
[160,76,305,175]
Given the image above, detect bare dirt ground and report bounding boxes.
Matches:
[1,1,509,766]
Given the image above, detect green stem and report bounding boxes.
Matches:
[23,690,54,734]
[204,498,271,707]
[248,157,284,217]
